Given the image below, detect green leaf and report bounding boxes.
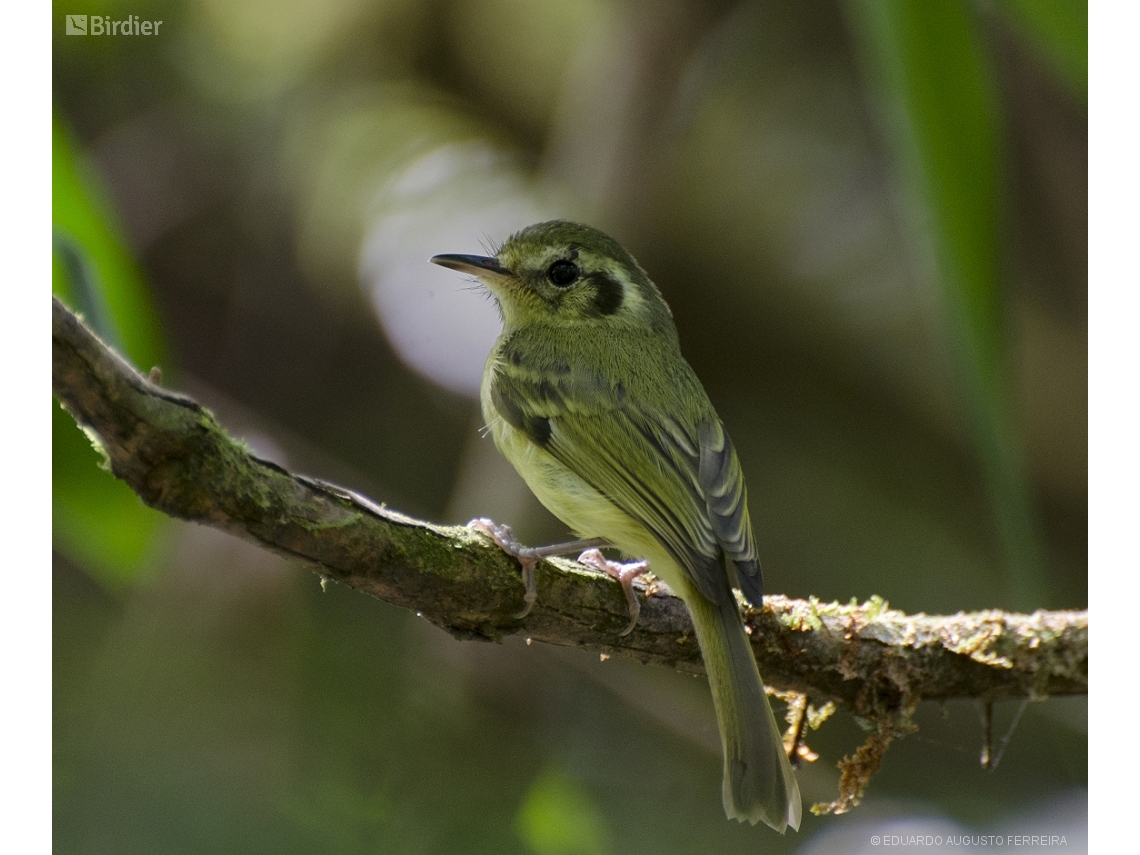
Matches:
[52,114,164,366]
[846,0,1047,609]
[53,112,169,588]
[998,0,1087,100]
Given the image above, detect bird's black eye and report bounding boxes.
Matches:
[547,259,579,287]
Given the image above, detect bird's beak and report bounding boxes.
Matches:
[429,254,511,278]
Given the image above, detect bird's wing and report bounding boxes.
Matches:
[490,367,762,606]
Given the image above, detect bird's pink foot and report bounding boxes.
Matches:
[468,518,540,618]
[577,548,650,636]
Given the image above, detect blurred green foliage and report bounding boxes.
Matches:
[53,114,169,588]
[53,0,1086,851]
[1000,0,1088,98]
[516,767,611,855]
[847,0,1043,608]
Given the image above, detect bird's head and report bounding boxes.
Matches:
[431,220,674,334]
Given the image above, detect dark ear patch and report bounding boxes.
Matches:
[589,272,624,316]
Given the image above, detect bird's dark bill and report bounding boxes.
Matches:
[429,254,510,277]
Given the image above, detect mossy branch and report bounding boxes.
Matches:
[52,296,1086,810]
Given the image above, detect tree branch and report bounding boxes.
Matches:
[52,296,1087,720]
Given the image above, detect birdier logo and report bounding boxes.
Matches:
[65,14,163,35]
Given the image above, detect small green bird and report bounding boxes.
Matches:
[431,220,801,832]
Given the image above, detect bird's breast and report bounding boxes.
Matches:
[480,358,656,561]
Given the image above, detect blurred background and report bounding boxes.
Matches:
[52,0,1086,852]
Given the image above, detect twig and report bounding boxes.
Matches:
[51,296,1088,717]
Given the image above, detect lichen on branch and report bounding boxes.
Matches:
[52,296,1087,811]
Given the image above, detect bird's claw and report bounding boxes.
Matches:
[577,548,649,636]
[468,518,539,618]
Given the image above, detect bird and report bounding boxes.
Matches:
[431,220,801,832]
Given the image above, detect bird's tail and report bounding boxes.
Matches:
[687,589,802,832]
